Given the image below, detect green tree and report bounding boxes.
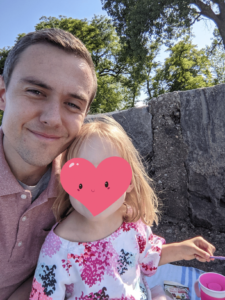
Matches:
[0,15,161,114]
[0,47,10,75]
[210,47,225,84]
[101,0,225,57]
[206,28,225,84]
[36,15,151,112]
[148,37,213,99]
[206,31,225,84]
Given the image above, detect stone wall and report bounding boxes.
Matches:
[85,84,225,232]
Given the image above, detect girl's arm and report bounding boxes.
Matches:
[159,236,216,266]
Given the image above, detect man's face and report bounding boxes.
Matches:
[0,43,94,167]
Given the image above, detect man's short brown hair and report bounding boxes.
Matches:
[3,28,97,109]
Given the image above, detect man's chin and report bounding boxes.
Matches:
[20,152,61,167]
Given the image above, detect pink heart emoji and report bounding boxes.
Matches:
[60,157,132,216]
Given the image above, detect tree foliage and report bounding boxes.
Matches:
[0,15,154,116]
[206,30,225,84]
[35,15,154,112]
[210,47,225,84]
[0,47,10,75]
[147,37,213,99]
[101,0,225,58]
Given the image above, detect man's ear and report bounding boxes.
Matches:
[0,75,6,111]
[126,182,134,193]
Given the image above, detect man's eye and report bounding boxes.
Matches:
[67,102,80,110]
[27,89,42,96]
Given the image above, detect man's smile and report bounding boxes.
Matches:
[28,129,62,141]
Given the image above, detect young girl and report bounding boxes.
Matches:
[29,116,215,300]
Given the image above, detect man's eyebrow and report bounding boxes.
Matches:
[20,77,89,103]
[20,77,53,90]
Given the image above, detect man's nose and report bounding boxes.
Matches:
[40,98,63,127]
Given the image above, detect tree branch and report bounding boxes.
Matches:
[209,37,223,53]
[190,0,220,24]
[211,0,225,19]
[217,1,225,19]
[98,65,125,76]
[190,13,202,25]
[211,0,222,4]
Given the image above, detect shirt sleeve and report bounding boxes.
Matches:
[29,231,71,300]
[138,223,166,277]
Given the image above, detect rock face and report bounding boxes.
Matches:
[85,106,153,173]
[148,93,189,220]
[85,84,225,233]
[180,85,225,232]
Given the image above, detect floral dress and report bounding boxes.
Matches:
[29,220,165,300]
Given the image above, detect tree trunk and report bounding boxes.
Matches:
[132,92,136,107]
[217,19,225,49]
[190,0,225,49]
[147,79,152,99]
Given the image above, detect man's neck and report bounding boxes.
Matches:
[3,134,50,186]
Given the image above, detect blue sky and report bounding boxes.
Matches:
[0,0,107,49]
[0,0,216,101]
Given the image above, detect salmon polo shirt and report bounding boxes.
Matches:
[0,127,62,299]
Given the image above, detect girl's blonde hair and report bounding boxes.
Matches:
[52,115,160,226]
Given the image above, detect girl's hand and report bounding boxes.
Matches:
[179,236,216,262]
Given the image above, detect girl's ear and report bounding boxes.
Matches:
[126,182,133,193]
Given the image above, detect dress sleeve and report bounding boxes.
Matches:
[138,223,166,277]
[29,230,71,300]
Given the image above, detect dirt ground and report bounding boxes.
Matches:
[152,215,225,276]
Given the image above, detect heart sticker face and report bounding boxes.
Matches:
[60,157,132,216]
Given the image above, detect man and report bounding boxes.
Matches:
[0,28,97,299]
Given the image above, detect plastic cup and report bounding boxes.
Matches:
[194,273,225,300]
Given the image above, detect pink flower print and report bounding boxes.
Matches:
[153,234,166,245]
[41,230,62,258]
[151,245,162,253]
[141,260,157,276]
[148,233,154,243]
[110,222,125,240]
[29,278,53,300]
[121,222,138,232]
[65,283,74,298]
[71,239,119,287]
[62,258,72,276]
[110,228,121,240]
[137,235,146,253]
[136,220,149,237]
[103,240,119,279]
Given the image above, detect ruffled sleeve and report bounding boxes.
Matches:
[137,222,166,277]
